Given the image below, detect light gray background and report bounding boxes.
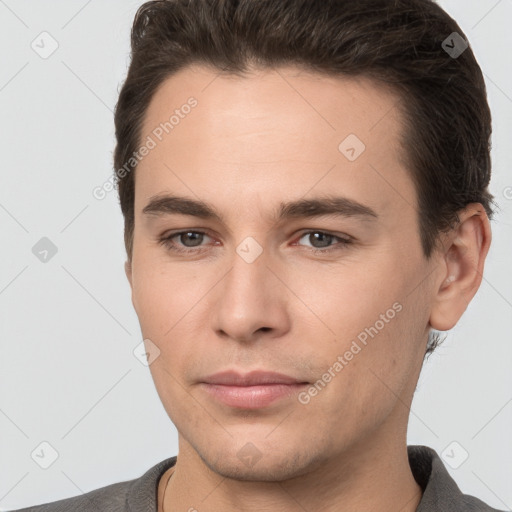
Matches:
[0,0,511,510]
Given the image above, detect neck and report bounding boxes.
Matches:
[162,426,423,512]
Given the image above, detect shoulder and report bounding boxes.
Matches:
[8,479,132,512]
[7,456,177,512]
[408,445,506,512]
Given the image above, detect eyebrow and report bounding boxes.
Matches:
[142,194,379,223]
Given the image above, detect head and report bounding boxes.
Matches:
[114,0,494,480]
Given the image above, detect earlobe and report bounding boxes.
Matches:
[429,204,492,332]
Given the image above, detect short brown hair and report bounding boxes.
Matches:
[113,0,496,356]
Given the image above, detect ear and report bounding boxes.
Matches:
[429,203,492,331]
[125,259,133,290]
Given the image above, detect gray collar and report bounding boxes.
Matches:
[125,446,504,511]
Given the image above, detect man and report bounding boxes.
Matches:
[11,0,504,510]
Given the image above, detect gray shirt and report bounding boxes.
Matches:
[9,445,505,511]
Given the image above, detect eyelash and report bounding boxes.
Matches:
[157,230,353,255]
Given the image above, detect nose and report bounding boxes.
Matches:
[210,245,291,344]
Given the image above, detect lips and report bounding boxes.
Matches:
[200,370,309,409]
[202,370,307,386]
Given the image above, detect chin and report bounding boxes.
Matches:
[196,444,325,482]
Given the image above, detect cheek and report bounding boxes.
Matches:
[293,252,421,396]
[288,254,403,343]
[131,255,203,338]
[131,260,214,390]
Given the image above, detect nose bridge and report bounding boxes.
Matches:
[224,241,274,310]
[211,240,288,341]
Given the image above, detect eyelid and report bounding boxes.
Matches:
[293,229,353,243]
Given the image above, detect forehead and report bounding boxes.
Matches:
[136,64,414,223]
[142,63,403,145]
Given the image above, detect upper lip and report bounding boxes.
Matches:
[202,370,308,386]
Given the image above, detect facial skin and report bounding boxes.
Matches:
[125,64,491,512]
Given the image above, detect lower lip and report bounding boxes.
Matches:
[201,383,307,409]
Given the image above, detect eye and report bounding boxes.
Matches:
[158,231,213,253]
[158,229,353,255]
[295,231,353,253]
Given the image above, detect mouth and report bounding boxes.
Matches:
[199,370,309,409]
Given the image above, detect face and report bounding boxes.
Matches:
[126,64,438,481]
